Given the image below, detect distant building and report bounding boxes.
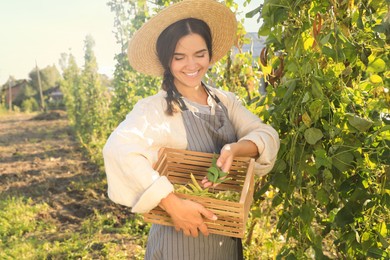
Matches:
[231,33,268,94]
[233,32,267,59]
[43,85,63,102]
[1,79,28,106]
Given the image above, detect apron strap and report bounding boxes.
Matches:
[203,85,221,104]
[173,83,221,112]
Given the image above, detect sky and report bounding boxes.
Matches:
[0,0,263,85]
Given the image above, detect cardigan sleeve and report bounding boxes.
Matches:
[102,99,174,213]
[215,89,280,176]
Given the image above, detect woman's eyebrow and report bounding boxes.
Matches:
[173,49,208,56]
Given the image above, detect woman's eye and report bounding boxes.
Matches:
[196,54,205,58]
[174,56,184,61]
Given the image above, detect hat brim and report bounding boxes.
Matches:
[127,0,237,77]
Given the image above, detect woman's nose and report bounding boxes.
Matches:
[185,57,197,68]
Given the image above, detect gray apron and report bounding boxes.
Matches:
[145,86,243,260]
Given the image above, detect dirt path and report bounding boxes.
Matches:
[1,112,99,225]
[0,112,141,258]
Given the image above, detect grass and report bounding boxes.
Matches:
[0,191,284,260]
[0,196,149,259]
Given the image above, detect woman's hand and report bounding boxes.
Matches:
[201,141,259,188]
[159,193,217,237]
[201,144,234,188]
[218,141,259,171]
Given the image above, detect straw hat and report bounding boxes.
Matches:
[127,0,237,76]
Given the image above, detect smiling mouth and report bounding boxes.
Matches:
[185,71,199,77]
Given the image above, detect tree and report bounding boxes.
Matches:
[27,64,61,110]
[59,52,81,125]
[29,64,60,92]
[107,0,161,127]
[80,35,111,162]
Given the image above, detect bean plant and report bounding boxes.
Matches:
[248,0,389,258]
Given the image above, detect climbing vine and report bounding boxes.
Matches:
[251,0,390,258]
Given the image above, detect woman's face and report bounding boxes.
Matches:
[170,33,210,92]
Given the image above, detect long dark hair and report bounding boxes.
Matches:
[156,18,212,115]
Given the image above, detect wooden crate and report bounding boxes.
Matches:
[143,147,255,238]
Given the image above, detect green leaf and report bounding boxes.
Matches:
[311,79,324,98]
[287,61,299,73]
[250,206,262,218]
[302,112,312,127]
[283,80,297,102]
[304,128,323,145]
[347,114,373,132]
[333,151,354,172]
[254,182,270,200]
[367,57,386,73]
[343,41,358,63]
[309,99,323,122]
[212,172,218,183]
[207,171,215,182]
[300,203,314,225]
[367,247,387,258]
[272,6,288,25]
[314,149,332,169]
[334,204,355,227]
[301,92,311,103]
[272,159,287,173]
[258,25,271,36]
[320,33,332,45]
[349,187,369,202]
[218,170,228,178]
[272,172,289,192]
[377,221,389,241]
[380,125,390,133]
[272,193,284,207]
[207,166,219,176]
[316,188,330,205]
[322,46,337,60]
[245,6,261,19]
[369,74,383,84]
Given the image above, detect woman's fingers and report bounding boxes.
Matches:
[218,144,235,172]
[178,223,208,237]
[190,227,199,237]
[198,222,209,236]
[169,199,215,237]
[201,176,213,188]
[183,229,191,237]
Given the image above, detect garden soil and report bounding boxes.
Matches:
[0,112,141,257]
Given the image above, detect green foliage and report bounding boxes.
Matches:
[254,0,390,258]
[12,84,38,109]
[59,53,81,126]
[29,64,60,92]
[76,35,112,164]
[21,97,39,112]
[59,36,112,165]
[207,11,262,103]
[107,0,160,127]
[207,154,230,183]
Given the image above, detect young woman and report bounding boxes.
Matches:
[103,0,280,259]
